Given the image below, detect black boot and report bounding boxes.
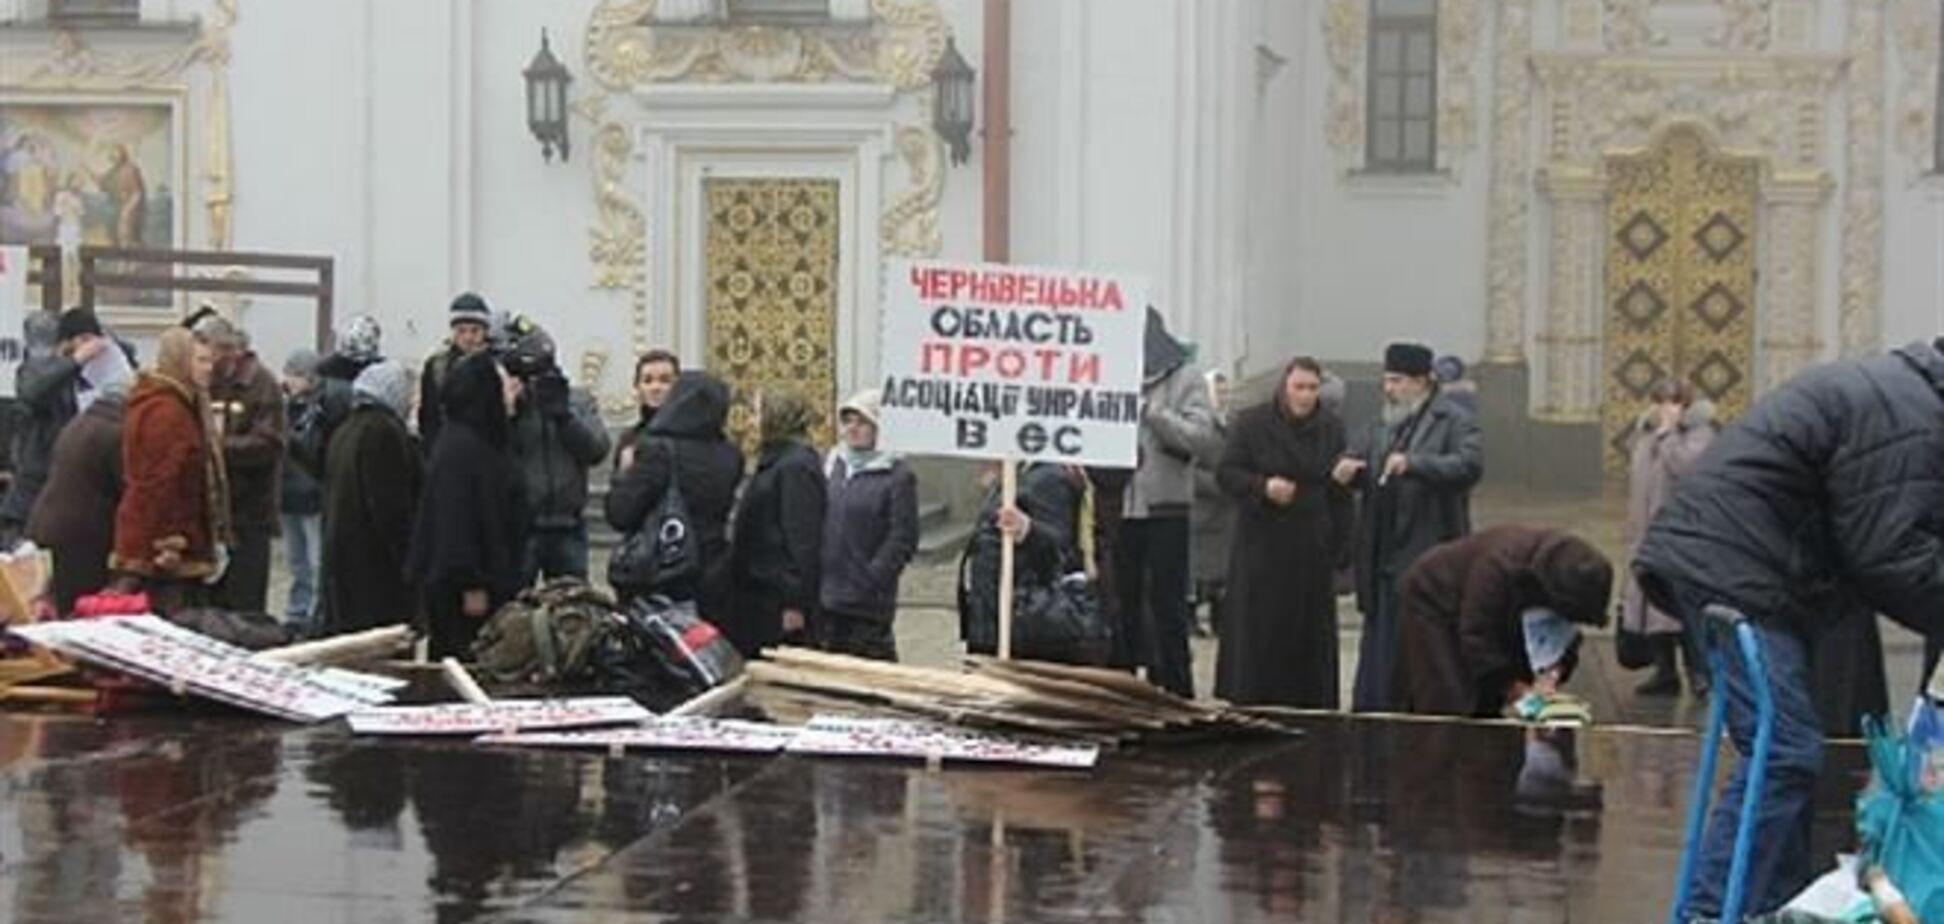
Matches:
[1635,638,1681,696]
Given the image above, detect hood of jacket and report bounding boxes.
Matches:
[1143,307,1189,384]
[1898,338,1944,399]
[647,371,731,440]
[1528,533,1614,628]
[440,351,510,447]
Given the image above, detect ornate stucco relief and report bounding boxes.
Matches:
[1484,0,1534,363]
[1889,0,1941,177]
[1839,0,1887,356]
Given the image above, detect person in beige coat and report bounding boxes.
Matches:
[1620,379,1716,696]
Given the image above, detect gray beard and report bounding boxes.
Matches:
[1382,393,1429,427]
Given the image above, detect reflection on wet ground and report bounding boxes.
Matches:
[0,710,1875,923]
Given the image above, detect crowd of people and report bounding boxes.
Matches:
[7,289,1943,920]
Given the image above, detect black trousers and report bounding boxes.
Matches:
[1114,516,1194,698]
[814,609,898,662]
[424,583,495,661]
[216,527,273,614]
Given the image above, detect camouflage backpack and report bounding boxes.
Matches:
[469,578,617,691]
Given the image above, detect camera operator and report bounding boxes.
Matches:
[499,315,611,585]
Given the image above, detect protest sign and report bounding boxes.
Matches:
[784,714,1099,769]
[10,615,395,722]
[477,717,799,754]
[345,697,652,736]
[878,260,1147,468]
[0,246,28,398]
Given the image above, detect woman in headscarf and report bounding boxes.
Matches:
[818,389,919,661]
[407,351,525,659]
[1190,369,1237,637]
[321,360,423,635]
[27,373,128,614]
[110,327,230,614]
[725,389,826,657]
[1214,357,1353,708]
[1619,378,1716,696]
[606,370,744,615]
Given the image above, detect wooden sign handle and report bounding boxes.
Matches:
[997,459,1018,660]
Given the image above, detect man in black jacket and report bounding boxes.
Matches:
[501,317,611,585]
[1635,338,1944,919]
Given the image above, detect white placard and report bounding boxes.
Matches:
[9,616,390,722]
[877,260,1147,468]
[478,717,799,754]
[345,697,653,736]
[0,245,29,399]
[784,714,1100,769]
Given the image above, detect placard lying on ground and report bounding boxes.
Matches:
[784,715,1100,769]
[9,615,401,722]
[878,259,1148,468]
[345,697,653,735]
[477,717,800,754]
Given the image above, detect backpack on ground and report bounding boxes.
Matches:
[470,578,614,692]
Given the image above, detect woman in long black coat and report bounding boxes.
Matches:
[725,390,826,658]
[321,360,422,635]
[1215,357,1353,708]
[407,352,526,659]
[605,371,744,618]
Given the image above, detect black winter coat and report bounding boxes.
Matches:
[820,453,919,622]
[1346,392,1484,610]
[727,440,826,656]
[323,403,422,632]
[2,353,80,525]
[958,463,1086,653]
[1635,339,1944,638]
[509,382,611,530]
[605,373,744,614]
[407,353,526,603]
[26,392,123,613]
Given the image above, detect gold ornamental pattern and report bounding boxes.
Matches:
[704,178,841,453]
[1602,128,1758,477]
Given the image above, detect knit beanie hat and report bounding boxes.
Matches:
[450,292,492,329]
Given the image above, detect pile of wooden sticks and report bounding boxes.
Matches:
[746,647,1297,745]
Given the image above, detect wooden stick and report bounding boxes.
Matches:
[0,685,96,705]
[667,675,749,717]
[256,626,413,665]
[997,458,1018,660]
[440,657,492,705]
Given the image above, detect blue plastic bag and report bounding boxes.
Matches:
[1856,715,1944,921]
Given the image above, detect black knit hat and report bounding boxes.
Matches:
[1384,342,1435,378]
[450,292,492,328]
[56,308,102,342]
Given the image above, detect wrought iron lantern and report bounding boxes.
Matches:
[524,29,573,163]
[931,36,976,167]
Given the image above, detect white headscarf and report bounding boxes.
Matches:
[352,359,413,421]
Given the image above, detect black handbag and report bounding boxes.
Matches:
[608,441,700,592]
[1010,570,1111,666]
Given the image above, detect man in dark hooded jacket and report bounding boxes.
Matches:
[1634,338,1944,919]
[1114,308,1217,697]
[1393,525,1613,717]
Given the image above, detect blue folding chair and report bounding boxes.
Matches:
[1668,605,1776,924]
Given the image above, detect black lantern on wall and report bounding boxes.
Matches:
[524,29,573,163]
[932,36,975,167]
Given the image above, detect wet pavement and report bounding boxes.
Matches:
[0,708,1876,923]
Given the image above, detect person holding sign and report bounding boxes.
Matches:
[1334,342,1483,712]
[959,461,1095,663]
[1115,308,1218,698]
[1215,357,1354,709]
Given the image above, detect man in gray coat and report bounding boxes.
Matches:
[1334,342,1484,712]
[1115,308,1218,697]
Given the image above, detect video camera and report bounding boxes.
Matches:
[492,313,572,415]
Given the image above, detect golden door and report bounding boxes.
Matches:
[1602,128,1759,476]
[702,178,841,452]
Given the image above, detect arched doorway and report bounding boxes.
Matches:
[1601,126,1761,476]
